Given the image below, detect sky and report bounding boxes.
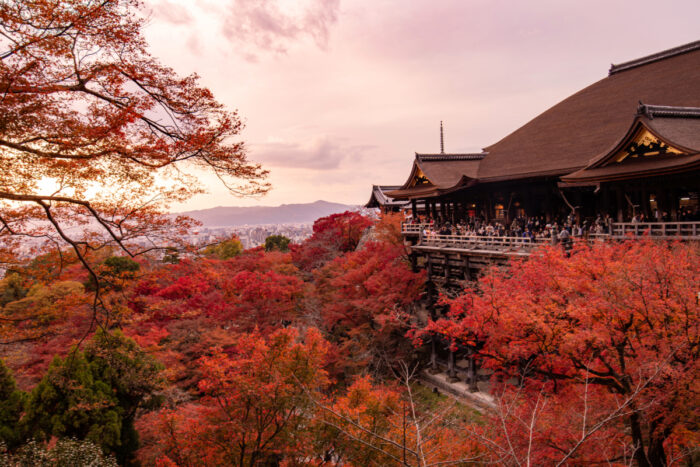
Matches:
[141,0,700,211]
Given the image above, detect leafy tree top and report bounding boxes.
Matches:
[264,234,290,252]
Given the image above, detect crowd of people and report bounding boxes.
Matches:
[410,214,606,244]
[408,206,700,245]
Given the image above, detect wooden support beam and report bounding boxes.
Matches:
[444,254,450,284]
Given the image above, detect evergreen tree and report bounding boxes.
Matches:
[0,359,25,450]
[264,234,291,252]
[23,330,163,464]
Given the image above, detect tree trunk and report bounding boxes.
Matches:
[629,411,651,467]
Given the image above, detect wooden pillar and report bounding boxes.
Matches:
[444,254,450,284]
[466,351,479,393]
[602,184,610,218]
[543,187,552,222]
[575,191,582,224]
[411,199,417,219]
[447,349,458,382]
[641,188,650,219]
[430,338,439,373]
[616,186,624,222]
[670,189,679,220]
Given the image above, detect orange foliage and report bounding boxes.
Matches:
[136,328,330,466]
[312,241,425,378]
[0,0,267,315]
[374,211,406,247]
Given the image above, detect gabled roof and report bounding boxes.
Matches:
[416,153,484,187]
[477,41,700,182]
[562,104,700,183]
[386,152,485,200]
[365,185,408,208]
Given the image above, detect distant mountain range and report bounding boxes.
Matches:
[176,200,358,227]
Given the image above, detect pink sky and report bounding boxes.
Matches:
[142,0,700,211]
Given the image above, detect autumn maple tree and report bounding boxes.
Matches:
[136,327,330,467]
[291,211,373,272]
[422,240,700,466]
[0,0,267,303]
[312,241,425,378]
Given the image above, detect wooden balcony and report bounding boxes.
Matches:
[401,222,700,283]
[402,222,700,244]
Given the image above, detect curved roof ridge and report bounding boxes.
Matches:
[637,103,700,119]
[609,40,700,75]
[415,153,486,162]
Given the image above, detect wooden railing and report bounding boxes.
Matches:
[611,222,700,238]
[402,221,700,253]
[403,222,700,238]
[402,223,432,234]
[418,233,549,251]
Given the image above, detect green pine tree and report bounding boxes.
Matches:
[22,330,163,464]
[265,234,291,252]
[0,359,25,450]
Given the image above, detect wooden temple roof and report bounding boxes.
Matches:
[561,104,700,183]
[477,41,700,182]
[365,185,408,209]
[386,40,700,200]
[386,153,484,199]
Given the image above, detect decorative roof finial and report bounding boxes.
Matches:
[440,121,444,154]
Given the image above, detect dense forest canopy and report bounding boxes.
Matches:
[0,1,698,467]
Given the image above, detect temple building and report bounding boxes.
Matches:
[365,185,408,213]
[382,41,700,225]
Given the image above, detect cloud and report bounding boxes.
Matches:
[221,0,340,57]
[185,33,202,55]
[152,0,194,25]
[250,137,372,170]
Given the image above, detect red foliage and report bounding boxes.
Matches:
[313,241,425,376]
[422,240,700,465]
[291,211,373,272]
[125,252,306,386]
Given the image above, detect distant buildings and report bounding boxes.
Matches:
[181,223,313,250]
